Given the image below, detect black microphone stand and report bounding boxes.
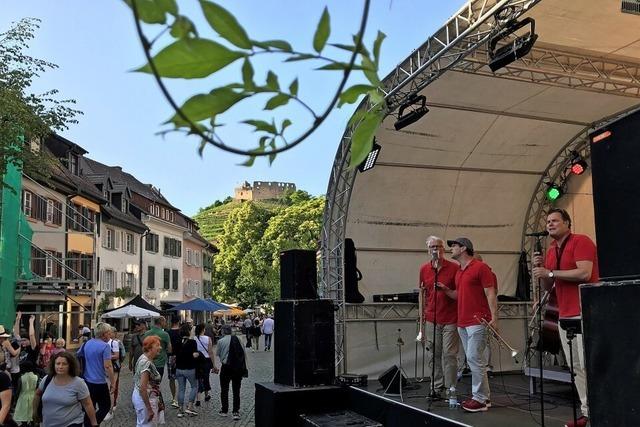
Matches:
[534,236,546,427]
[427,252,443,404]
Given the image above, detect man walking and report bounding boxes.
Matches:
[533,208,598,427]
[80,322,116,426]
[143,317,172,379]
[262,315,274,351]
[128,320,146,372]
[446,237,497,413]
[419,235,459,397]
[167,316,181,408]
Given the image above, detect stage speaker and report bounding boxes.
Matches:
[280,249,318,299]
[377,365,407,395]
[344,238,365,303]
[581,281,640,426]
[274,299,335,387]
[590,109,640,280]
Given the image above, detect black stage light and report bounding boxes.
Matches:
[358,140,381,173]
[488,17,538,72]
[394,95,429,131]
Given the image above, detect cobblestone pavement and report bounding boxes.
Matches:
[104,338,273,427]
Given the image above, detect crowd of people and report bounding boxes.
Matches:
[0,310,274,426]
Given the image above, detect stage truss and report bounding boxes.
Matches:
[321,0,640,373]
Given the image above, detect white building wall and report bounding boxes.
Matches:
[96,221,141,294]
[141,217,185,307]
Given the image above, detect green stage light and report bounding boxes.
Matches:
[546,183,562,201]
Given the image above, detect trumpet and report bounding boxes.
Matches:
[475,315,520,363]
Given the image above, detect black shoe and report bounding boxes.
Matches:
[195,400,201,407]
[204,394,211,402]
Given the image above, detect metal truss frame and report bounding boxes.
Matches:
[460,45,640,98]
[382,0,542,111]
[344,303,419,322]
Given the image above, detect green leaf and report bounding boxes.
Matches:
[361,56,380,86]
[368,89,384,105]
[349,111,384,168]
[352,34,370,58]
[268,139,277,165]
[288,78,298,97]
[170,15,195,38]
[338,84,375,108]
[125,0,167,24]
[316,62,364,71]
[313,7,330,53]
[348,109,367,127]
[284,54,316,62]
[251,39,292,52]
[156,0,178,16]
[281,119,292,133]
[264,94,290,110]
[167,88,248,127]
[266,71,279,91]
[373,31,386,67]
[135,38,245,79]
[242,120,277,134]
[240,156,256,167]
[199,0,252,49]
[242,59,255,90]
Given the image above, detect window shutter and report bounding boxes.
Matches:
[99,269,104,290]
[133,235,137,254]
[121,272,126,289]
[115,230,120,250]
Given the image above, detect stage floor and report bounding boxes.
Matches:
[358,372,578,427]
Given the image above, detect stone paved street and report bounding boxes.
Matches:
[104,337,273,427]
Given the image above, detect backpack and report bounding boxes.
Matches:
[76,343,86,378]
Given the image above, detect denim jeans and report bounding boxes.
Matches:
[458,324,490,403]
[264,333,273,350]
[176,368,197,406]
[84,381,111,426]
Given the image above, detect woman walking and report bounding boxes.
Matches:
[32,351,98,427]
[175,324,199,418]
[132,336,165,427]
[215,325,248,421]
[194,324,214,405]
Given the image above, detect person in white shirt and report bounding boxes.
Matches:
[262,316,274,352]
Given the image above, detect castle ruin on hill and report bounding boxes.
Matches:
[234,181,296,201]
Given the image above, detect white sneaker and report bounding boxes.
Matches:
[103,411,114,422]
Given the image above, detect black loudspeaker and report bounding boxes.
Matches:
[274,299,335,387]
[377,365,407,394]
[344,238,365,303]
[590,109,640,280]
[280,249,318,299]
[581,281,640,426]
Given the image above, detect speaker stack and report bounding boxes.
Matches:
[274,250,335,387]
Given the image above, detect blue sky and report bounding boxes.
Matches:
[2,1,465,216]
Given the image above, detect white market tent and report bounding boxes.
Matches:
[320,0,640,375]
[101,305,161,319]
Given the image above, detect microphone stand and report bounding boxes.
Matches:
[534,236,546,427]
[427,252,443,404]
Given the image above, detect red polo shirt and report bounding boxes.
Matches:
[419,258,459,325]
[456,259,496,327]
[544,233,599,318]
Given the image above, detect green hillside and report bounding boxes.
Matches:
[192,199,286,242]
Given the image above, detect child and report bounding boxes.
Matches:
[13,361,38,426]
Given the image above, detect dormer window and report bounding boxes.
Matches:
[69,153,79,175]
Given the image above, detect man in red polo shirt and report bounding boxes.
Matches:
[419,236,460,397]
[444,237,497,412]
[533,208,598,427]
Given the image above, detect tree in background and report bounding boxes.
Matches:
[0,18,80,185]
[211,195,324,307]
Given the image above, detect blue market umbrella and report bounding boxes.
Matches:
[204,298,229,311]
[169,297,226,312]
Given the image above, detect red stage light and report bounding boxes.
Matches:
[571,162,586,175]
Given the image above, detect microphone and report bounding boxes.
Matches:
[431,247,439,268]
[526,230,549,237]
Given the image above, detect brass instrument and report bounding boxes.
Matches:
[475,315,520,363]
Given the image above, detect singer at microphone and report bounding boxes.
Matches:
[418,235,460,397]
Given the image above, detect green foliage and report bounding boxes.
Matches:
[196,193,324,307]
[0,18,81,186]
[126,0,386,166]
